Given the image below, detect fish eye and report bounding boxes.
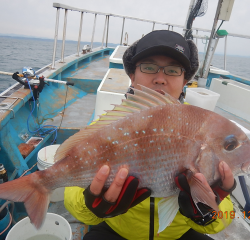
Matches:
[224,135,238,151]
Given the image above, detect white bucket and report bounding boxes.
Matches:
[185,87,220,111]
[6,213,72,240]
[37,145,65,202]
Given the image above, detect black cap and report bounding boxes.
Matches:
[131,30,191,71]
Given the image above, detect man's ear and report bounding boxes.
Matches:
[130,73,135,87]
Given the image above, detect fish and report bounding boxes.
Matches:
[0,85,250,233]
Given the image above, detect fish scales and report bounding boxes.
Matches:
[39,104,211,197]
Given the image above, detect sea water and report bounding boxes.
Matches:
[26,234,62,240]
[0,36,118,93]
[0,36,250,93]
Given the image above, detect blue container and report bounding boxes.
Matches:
[0,205,11,239]
[206,73,220,88]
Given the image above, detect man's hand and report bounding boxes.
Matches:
[195,161,234,192]
[90,165,128,202]
[176,161,236,225]
[84,165,151,218]
[211,161,236,202]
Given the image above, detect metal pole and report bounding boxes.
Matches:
[124,32,128,45]
[120,18,125,45]
[224,35,227,70]
[106,15,110,47]
[183,0,196,36]
[51,8,60,69]
[196,30,198,46]
[201,0,224,79]
[152,22,155,31]
[101,16,107,48]
[238,176,250,216]
[168,25,170,30]
[77,12,84,56]
[90,14,97,50]
[61,9,68,63]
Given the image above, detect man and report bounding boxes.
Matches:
[64,30,235,239]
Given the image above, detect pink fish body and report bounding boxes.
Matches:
[0,85,250,230]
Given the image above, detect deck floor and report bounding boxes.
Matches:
[44,55,110,129]
[72,56,110,80]
[214,106,250,131]
[44,93,96,128]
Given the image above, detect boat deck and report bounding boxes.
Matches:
[215,106,250,130]
[44,55,111,129]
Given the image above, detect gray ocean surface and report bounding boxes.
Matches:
[0,36,250,93]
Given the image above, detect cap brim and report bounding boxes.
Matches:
[131,45,191,71]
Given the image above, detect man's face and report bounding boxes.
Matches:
[130,55,188,99]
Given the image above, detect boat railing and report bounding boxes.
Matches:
[51,3,184,69]
[51,2,250,73]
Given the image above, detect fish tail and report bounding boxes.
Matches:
[0,173,50,229]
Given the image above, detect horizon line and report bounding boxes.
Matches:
[0,33,249,58]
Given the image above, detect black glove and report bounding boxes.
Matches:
[175,173,216,226]
[211,179,236,204]
[84,176,151,218]
[175,173,237,226]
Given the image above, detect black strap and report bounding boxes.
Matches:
[149,197,154,240]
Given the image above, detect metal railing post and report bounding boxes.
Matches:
[152,22,155,31]
[120,18,125,45]
[51,8,60,69]
[196,30,198,46]
[224,35,227,70]
[124,32,128,45]
[106,15,110,47]
[77,12,84,56]
[90,14,97,50]
[101,16,107,48]
[61,9,68,63]
[201,0,224,79]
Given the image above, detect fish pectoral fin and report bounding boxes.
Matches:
[158,195,179,234]
[188,173,219,213]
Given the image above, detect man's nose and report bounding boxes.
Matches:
[153,69,167,85]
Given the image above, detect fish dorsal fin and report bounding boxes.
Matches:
[126,93,158,107]
[54,85,180,162]
[111,104,141,113]
[138,84,181,105]
[132,88,167,105]
[121,99,149,110]
[98,115,130,121]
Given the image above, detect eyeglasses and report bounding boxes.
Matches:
[136,63,185,76]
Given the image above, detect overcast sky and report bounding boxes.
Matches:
[0,0,249,56]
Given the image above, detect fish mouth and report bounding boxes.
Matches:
[241,162,250,174]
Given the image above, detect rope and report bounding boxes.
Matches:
[58,85,69,130]
[25,76,57,144]
[0,211,12,236]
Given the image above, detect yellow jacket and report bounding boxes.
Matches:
[64,186,233,239]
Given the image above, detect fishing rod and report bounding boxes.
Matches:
[0,70,74,86]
